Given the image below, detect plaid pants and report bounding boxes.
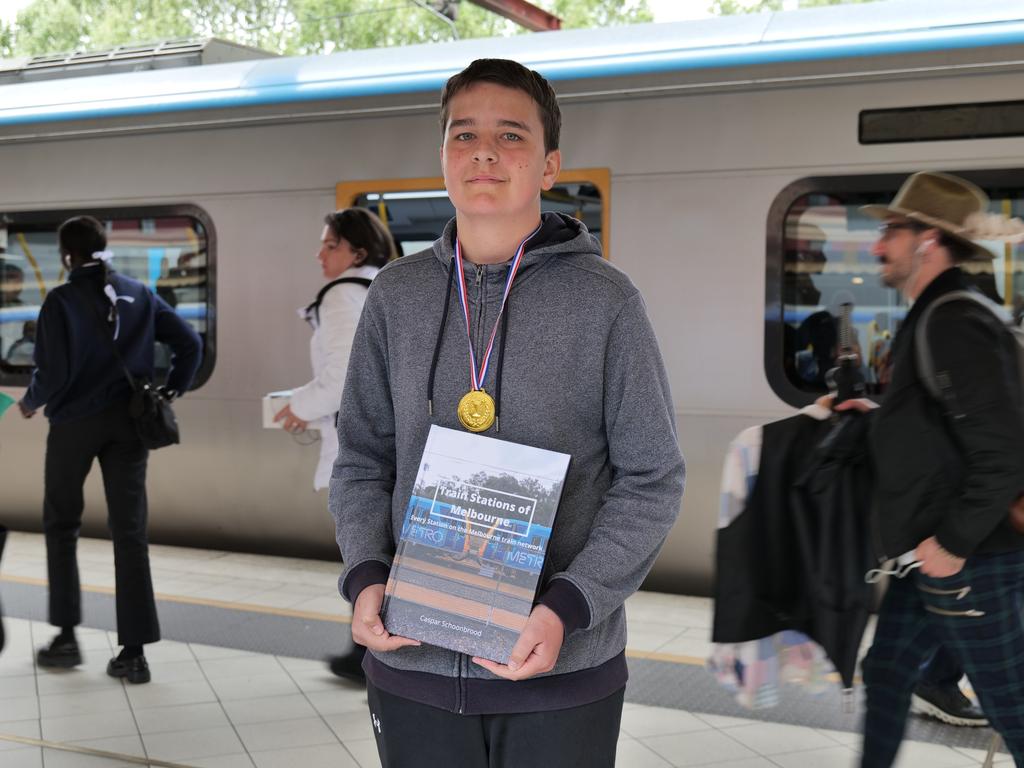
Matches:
[861,550,1024,767]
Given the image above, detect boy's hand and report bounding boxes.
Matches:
[351,584,421,652]
[473,604,564,681]
[17,400,35,418]
[915,536,966,578]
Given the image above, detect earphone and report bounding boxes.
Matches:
[915,239,935,257]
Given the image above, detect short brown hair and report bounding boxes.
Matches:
[439,58,561,153]
[323,208,396,268]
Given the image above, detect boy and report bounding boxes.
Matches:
[330,59,685,767]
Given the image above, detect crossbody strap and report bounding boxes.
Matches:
[70,279,137,391]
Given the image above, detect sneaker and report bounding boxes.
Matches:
[36,636,82,668]
[106,654,151,684]
[912,683,988,727]
[328,648,366,683]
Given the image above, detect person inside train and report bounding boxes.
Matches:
[272,207,395,681]
[1,260,26,363]
[329,58,685,768]
[831,172,1024,766]
[16,215,202,684]
[5,320,37,367]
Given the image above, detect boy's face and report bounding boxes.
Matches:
[441,82,561,225]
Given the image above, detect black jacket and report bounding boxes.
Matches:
[712,411,874,689]
[870,267,1024,560]
[22,263,202,424]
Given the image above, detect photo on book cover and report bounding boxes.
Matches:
[382,425,570,664]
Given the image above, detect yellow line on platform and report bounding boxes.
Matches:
[0,573,352,624]
[625,648,706,666]
[3,574,722,668]
[0,732,198,768]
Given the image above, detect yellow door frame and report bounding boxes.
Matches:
[335,168,611,259]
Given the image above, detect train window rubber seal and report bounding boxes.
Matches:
[765,169,1024,409]
[0,202,217,391]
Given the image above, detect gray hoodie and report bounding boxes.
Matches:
[329,213,685,714]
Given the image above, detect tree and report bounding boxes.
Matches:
[709,0,877,14]
[2,0,652,58]
[1,20,14,59]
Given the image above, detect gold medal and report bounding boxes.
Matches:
[458,389,496,433]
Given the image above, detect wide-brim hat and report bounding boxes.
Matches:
[861,171,1014,261]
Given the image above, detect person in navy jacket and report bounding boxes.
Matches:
[17,215,201,684]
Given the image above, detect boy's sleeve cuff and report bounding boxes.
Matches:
[538,578,591,635]
[341,560,391,603]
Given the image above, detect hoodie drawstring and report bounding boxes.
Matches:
[427,259,455,418]
[493,285,510,433]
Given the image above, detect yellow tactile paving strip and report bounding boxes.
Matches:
[0,731,199,767]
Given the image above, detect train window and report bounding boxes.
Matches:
[0,205,215,389]
[766,171,1024,407]
[336,169,611,259]
[860,100,1024,144]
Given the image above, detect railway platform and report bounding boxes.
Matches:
[0,531,1009,767]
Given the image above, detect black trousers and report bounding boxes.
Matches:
[366,682,625,768]
[43,401,159,646]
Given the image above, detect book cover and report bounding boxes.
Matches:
[381,425,571,664]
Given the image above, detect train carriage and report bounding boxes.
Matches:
[2,0,1024,594]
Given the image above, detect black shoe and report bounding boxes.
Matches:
[912,683,988,727]
[36,636,82,668]
[328,649,366,683]
[107,654,151,684]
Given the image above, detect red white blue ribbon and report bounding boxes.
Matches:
[453,223,542,391]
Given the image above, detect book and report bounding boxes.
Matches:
[381,425,571,664]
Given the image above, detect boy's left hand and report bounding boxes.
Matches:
[473,604,564,681]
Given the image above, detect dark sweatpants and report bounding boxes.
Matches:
[43,400,159,646]
[366,682,625,768]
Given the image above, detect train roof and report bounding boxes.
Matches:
[1,0,1023,128]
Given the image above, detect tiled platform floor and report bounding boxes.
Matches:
[0,532,1011,768]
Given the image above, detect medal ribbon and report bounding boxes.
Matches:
[453,223,541,391]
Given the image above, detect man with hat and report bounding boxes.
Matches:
[840,171,1024,765]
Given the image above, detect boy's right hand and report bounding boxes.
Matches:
[351,584,421,652]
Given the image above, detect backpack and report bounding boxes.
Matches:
[303,277,372,326]
[915,290,1024,412]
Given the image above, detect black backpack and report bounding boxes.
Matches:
[915,290,1024,412]
[304,277,372,326]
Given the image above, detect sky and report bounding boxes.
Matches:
[1,0,718,27]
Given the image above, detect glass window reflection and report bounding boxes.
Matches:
[781,185,1024,398]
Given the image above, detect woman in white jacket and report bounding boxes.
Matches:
[274,208,395,490]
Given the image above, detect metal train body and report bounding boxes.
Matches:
[2,0,1024,595]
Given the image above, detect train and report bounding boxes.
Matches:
[2,0,1024,595]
